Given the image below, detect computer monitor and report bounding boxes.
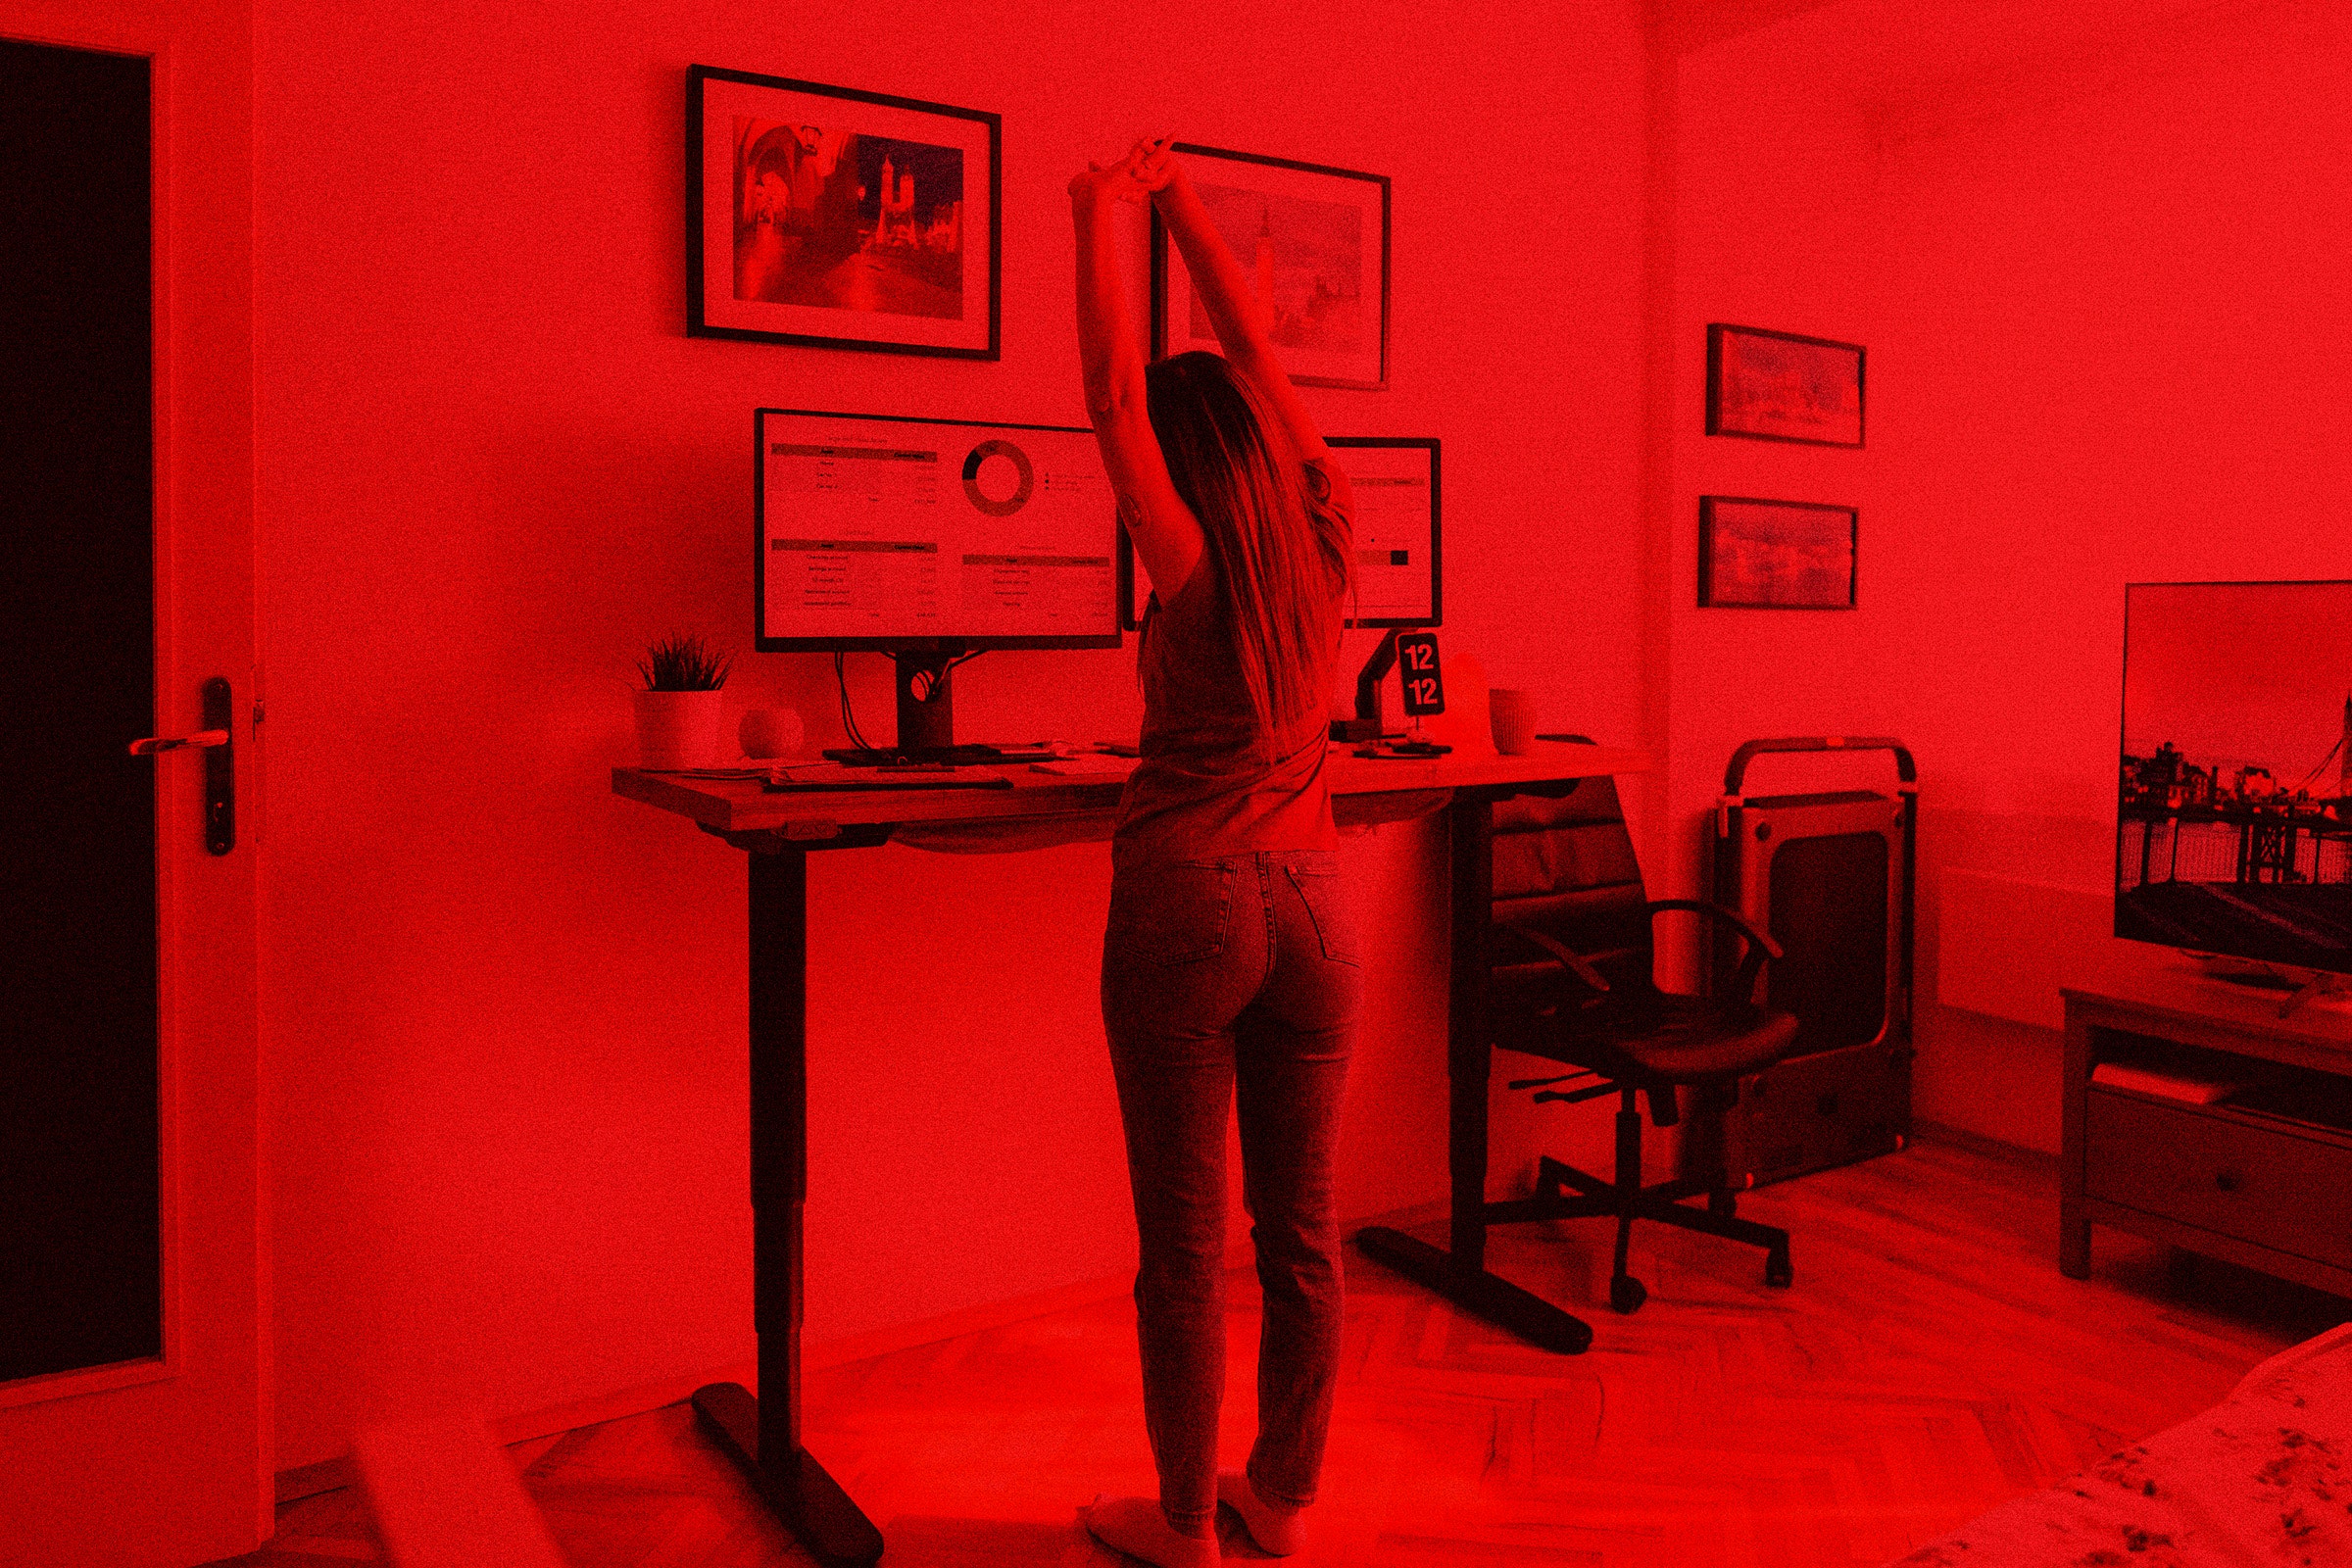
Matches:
[1117,436,1441,630]
[756,408,1120,758]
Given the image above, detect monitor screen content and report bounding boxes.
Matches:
[1119,436,1441,630]
[2115,580,2352,976]
[756,409,1121,651]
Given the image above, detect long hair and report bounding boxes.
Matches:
[1144,351,1353,742]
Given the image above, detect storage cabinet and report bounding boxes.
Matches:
[2062,972,2352,1296]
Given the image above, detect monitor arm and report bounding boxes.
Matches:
[1333,628,1400,743]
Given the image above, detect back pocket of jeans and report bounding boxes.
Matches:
[1111,860,1234,965]
[1287,860,1359,966]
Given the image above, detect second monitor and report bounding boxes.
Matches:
[1117,436,1441,630]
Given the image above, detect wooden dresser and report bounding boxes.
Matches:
[2062,966,2352,1295]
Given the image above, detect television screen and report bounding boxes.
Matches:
[2116,581,2352,975]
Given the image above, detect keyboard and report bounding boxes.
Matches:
[822,744,1059,766]
[762,761,1012,794]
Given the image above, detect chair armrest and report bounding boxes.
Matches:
[1645,899,1783,959]
[1645,899,1781,1003]
[1497,921,1611,994]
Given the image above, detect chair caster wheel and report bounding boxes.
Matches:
[1609,1275,1646,1314]
[1765,1250,1793,1289]
[1708,1190,1738,1218]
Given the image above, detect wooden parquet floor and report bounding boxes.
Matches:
[214,1135,2350,1567]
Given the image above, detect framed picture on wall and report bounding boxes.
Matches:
[1152,144,1389,390]
[687,65,1000,358]
[1698,496,1857,609]
[1706,323,1864,446]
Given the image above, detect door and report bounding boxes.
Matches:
[0,4,265,1565]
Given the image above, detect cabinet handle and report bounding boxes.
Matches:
[2215,1170,2243,1193]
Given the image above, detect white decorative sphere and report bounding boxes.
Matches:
[739,707,806,759]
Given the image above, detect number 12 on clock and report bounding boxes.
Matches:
[1395,631,1444,716]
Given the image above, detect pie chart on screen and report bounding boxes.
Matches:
[961,439,1033,516]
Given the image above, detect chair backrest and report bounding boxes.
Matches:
[1486,766,1655,1048]
[1490,774,1654,1002]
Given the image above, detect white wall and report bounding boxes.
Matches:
[1876,0,2352,1148]
[1650,0,2352,1151]
[255,0,1653,1466]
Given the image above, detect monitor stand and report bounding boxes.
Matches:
[2189,952,2350,1020]
[822,649,1052,767]
[2277,972,2349,1020]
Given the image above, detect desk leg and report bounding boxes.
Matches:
[691,847,884,1568]
[1352,793,1594,1356]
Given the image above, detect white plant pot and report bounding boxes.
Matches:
[634,689,726,769]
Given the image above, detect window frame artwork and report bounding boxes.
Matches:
[1705,323,1865,447]
[1697,495,1859,610]
[1150,143,1390,391]
[687,65,1000,359]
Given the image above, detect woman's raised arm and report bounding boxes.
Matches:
[1140,139,1336,474]
[1071,147,1202,602]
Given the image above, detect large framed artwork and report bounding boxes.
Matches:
[1698,496,1857,610]
[688,65,999,358]
[1152,144,1389,391]
[1706,323,1865,447]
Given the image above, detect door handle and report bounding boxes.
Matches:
[127,730,228,755]
[129,677,235,855]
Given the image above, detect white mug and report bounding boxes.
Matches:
[1489,688,1538,756]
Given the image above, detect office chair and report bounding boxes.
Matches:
[1483,748,1798,1313]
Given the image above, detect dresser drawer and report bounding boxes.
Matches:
[2085,1089,2352,1271]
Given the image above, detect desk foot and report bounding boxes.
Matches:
[1351,1226,1593,1354]
[690,1383,884,1567]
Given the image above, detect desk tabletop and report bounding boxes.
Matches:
[612,742,1654,838]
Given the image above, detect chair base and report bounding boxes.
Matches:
[1483,1150,1794,1312]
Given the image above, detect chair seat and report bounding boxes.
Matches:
[1549,993,1799,1085]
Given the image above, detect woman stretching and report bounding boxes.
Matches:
[1071,136,1360,1568]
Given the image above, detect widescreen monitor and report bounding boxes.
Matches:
[1117,436,1440,630]
[755,408,1121,652]
[2116,580,2352,978]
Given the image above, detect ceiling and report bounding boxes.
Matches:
[1654,0,2284,134]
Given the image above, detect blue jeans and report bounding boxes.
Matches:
[1100,849,1362,1532]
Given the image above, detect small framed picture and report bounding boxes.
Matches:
[1706,323,1864,447]
[1152,144,1389,391]
[688,65,999,359]
[1698,496,1857,610]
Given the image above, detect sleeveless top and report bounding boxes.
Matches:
[1110,466,1349,876]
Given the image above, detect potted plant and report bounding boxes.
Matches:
[633,633,732,769]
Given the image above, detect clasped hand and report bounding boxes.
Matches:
[1069,135,1180,207]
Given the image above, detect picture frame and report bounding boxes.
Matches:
[1697,496,1857,610]
[1705,323,1864,447]
[687,65,1000,359]
[1151,144,1389,391]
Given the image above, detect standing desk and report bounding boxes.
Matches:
[612,741,1652,1567]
